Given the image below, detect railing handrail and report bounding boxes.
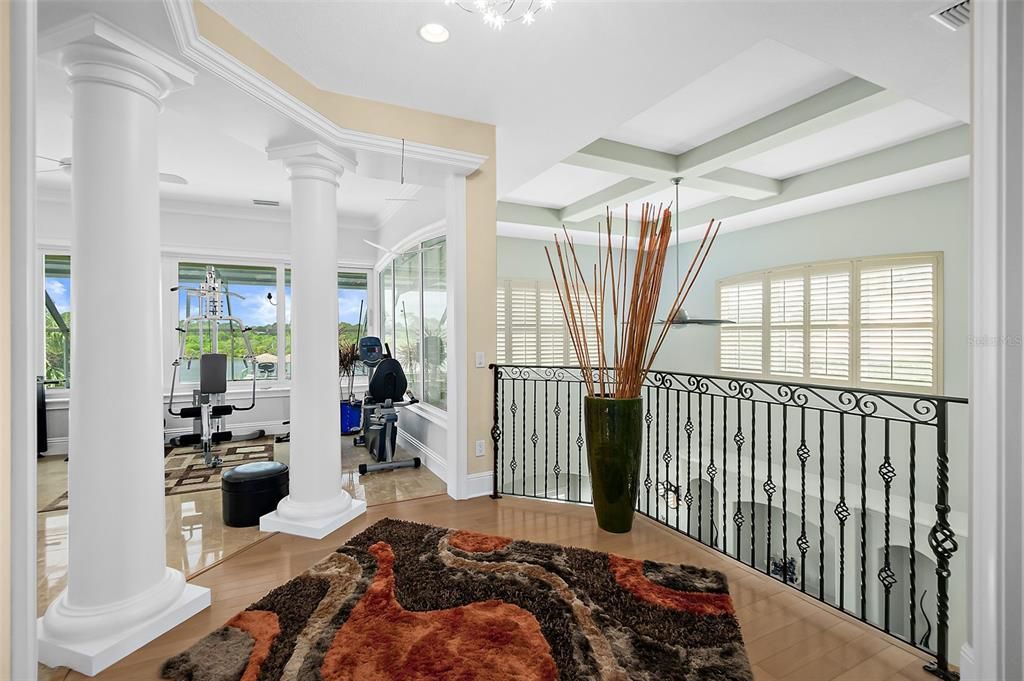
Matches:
[489,363,968,405]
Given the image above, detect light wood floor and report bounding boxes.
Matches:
[53,495,938,681]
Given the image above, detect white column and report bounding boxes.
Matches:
[964,1,1024,679]
[37,34,208,676]
[261,142,366,538]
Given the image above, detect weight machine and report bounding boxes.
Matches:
[167,266,262,466]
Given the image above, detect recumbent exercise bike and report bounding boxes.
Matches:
[352,336,421,475]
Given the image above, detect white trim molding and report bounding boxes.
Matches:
[966,1,1024,679]
[161,0,487,176]
[396,430,448,483]
[464,472,495,499]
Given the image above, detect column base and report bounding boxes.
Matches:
[38,582,210,676]
[260,496,367,539]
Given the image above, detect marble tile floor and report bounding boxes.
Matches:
[36,433,447,679]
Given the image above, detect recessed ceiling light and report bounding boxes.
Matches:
[419,23,450,44]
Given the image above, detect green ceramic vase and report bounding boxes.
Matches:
[584,395,644,533]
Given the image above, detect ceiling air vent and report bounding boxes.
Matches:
[931,0,970,31]
[252,199,280,207]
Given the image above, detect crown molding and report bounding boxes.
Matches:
[162,0,487,176]
[40,13,195,89]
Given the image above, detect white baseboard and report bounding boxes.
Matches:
[397,430,448,481]
[40,436,68,456]
[163,419,290,440]
[464,471,495,499]
[959,643,975,680]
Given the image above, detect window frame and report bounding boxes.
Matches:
[374,225,448,415]
[716,252,944,394]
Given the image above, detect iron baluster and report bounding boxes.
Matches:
[879,419,896,632]
[925,401,958,681]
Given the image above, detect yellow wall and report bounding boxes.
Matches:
[0,0,13,673]
[194,2,497,476]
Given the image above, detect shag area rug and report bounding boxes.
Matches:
[162,518,751,681]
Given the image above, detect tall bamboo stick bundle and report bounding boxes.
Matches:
[544,204,721,399]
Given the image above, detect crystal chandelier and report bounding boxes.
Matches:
[444,0,555,31]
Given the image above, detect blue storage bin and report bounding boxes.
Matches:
[341,400,362,434]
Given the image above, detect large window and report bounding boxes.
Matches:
[338,271,370,376]
[178,262,280,382]
[177,262,368,384]
[495,279,598,366]
[43,254,72,388]
[378,237,447,410]
[717,253,941,392]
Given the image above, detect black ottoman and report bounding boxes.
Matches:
[221,461,289,528]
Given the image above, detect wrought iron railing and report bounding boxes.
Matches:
[489,364,967,680]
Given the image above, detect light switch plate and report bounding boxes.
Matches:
[475,351,486,368]
[475,440,486,457]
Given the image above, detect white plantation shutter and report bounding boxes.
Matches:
[859,261,936,388]
[538,288,568,365]
[769,275,804,376]
[496,280,589,366]
[495,285,507,364]
[720,280,763,374]
[717,254,940,392]
[809,270,851,380]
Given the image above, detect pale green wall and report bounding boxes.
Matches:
[655,179,969,397]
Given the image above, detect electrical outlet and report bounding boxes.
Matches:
[475,351,486,368]
[475,440,486,457]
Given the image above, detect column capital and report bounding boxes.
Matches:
[41,14,195,106]
[267,141,358,185]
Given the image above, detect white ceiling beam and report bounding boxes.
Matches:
[558,77,899,222]
[675,76,900,178]
[673,124,968,229]
[501,125,968,241]
[559,177,657,224]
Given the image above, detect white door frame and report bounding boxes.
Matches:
[9,0,39,679]
[964,1,1024,679]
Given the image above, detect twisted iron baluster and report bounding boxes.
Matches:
[577,382,584,502]
[553,381,561,498]
[860,415,868,621]
[708,396,717,548]
[818,410,826,601]
[909,422,918,645]
[645,386,654,515]
[685,393,694,536]
[543,380,549,498]
[797,407,810,591]
[750,402,757,567]
[734,399,745,560]
[764,404,774,575]
[698,394,705,543]
[878,419,897,632]
[722,397,728,552]
[531,381,538,497]
[924,401,958,680]
[675,391,682,531]
[510,378,518,495]
[491,367,502,499]
[836,415,849,611]
[782,406,789,579]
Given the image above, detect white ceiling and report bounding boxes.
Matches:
[35,49,438,230]
[204,0,970,196]
[606,40,849,155]
[731,99,961,180]
[502,163,627,209]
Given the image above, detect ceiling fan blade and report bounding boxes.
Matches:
[36,168,65,174]
[159,173,188,185]
[384,197,418,202]
[36,155,64,164]
[363,239,394,255]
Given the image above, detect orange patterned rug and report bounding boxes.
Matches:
[162,518,752,680]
